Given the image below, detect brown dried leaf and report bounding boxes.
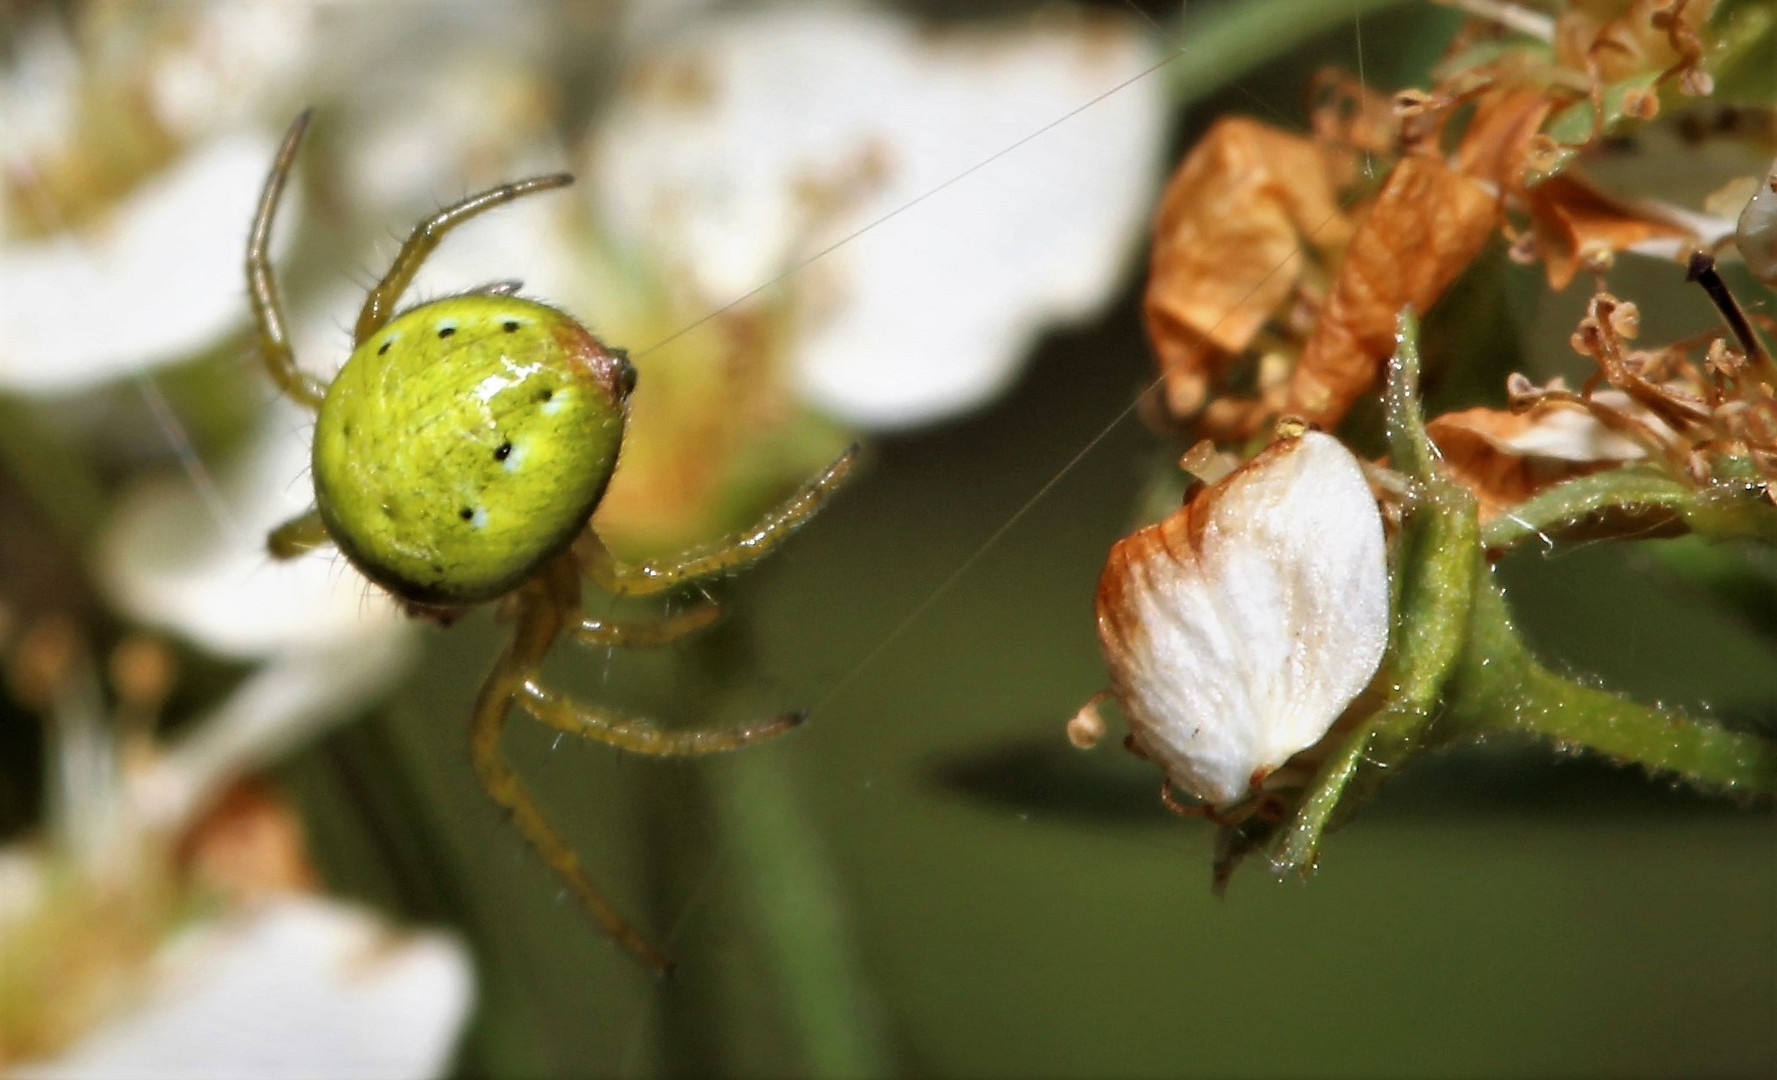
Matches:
[1287,155,1499,427]
[1526,173,1693,289]
[1144,118,1351,418]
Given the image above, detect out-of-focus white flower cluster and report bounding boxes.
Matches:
[0,622,471,1076]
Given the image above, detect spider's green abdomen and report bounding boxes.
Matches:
[313,294,633,607]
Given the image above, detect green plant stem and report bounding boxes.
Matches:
[1161,0,1414,106]
[710,750,890,1080]
[1480,466,1777,553]
[1272,310,1480,871]
[1441,573,1777,796]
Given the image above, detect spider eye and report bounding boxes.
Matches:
[612,348,637,399]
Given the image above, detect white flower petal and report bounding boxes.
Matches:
[16,897,474,1080]
[589,6,1167,428]
[1488,401,1649,461]
[145,1,317,138]
[98,399,412,660]
[1095,432,1389,807]
[131,635,416,836]
[0,132,278,394]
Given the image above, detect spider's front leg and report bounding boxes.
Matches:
[246,111,328,411]
[352,172,572,345]
[579,443,862,598]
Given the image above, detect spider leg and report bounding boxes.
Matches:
[471,651,675,975]
[469,555,675,975]
[267,507,331,559]
[516,682,802,755]
[539,549,800,754]
[578,443,861,598]
[353,174,573,346]
[571,601,722,648]
[246,111,328,411]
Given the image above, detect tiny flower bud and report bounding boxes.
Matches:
[1621,87,1660,120]
[1067,695,1108,750]
[1093,432,1389,808]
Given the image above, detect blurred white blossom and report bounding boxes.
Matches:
[588,4,1168,428]
[16,898,472,1080]
[0,622,467,1078]
[1089,432,1389,808]
[98,401,416,827]
[0,132,276,394]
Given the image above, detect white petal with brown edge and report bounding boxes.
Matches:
[1095,432,1388,808]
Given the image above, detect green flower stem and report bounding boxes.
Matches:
[710,750,890,1079]
[1480,466,1777,553]
[1272,310,1480,871]
[1160,0,1413,106]
[1440,572,1777,796]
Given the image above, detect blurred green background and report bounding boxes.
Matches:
[3,1,1774,1076]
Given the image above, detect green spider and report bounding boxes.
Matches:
[246,111,857,975]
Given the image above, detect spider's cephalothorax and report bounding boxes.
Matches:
[315,295,635,607]
[247,112,857,975]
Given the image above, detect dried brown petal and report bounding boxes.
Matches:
[1426,402,1649,521]
[1525,173,1693,290]
[1451,87,1555,195]
[1144,118,1351,418]
[1286,155,1499,427]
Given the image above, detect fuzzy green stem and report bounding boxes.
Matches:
[1481,466,1777,553]
[1441,574,1777,795]
[1271,310,1481,871]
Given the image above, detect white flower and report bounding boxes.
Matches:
[16,898,473,1080]
[587,4,1167,428]
[100,402,410,659]
[0,617,466,1079]
[1091,431,1389,808]
[0,132,278,395]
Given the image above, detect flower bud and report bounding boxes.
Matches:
[1092,431,1389,808]
[1737,160,1777,286]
